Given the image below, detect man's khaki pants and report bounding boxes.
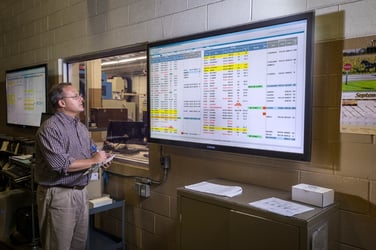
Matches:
[36,185,89,250]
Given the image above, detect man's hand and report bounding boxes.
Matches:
[92,150,107,164]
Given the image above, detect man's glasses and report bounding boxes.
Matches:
[63,94,83,100]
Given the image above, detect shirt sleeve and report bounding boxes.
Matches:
[37,125,73,175]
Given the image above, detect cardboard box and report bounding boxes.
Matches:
[292,184,334,207]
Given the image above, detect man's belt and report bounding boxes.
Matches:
[40,185,86,190]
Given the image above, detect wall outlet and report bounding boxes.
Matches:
[160,155,171,169]
[135,182,150,198]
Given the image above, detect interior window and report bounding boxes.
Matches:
[66,50,148,165]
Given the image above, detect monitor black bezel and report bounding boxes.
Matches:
[147,11,314,161]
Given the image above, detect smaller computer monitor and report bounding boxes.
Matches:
[106,121,146,145]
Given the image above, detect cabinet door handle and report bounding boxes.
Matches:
[230,209,275,223]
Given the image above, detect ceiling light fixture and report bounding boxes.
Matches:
[101,56,147,66]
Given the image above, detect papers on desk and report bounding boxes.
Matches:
[249,197,314,217]
[11,154,33,160]
[10,155,33,164]
[185,181,243,197]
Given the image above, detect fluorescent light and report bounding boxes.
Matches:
[101,56,146,66]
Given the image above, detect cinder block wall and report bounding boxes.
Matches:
[1,0,376,249]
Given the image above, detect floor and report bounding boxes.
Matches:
[0,233,40,250]
[0,241,40,250]
[1,232,122,250]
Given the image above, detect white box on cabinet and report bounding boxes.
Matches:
[292,184,334,207]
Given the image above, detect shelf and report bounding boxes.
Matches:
[87,200,125,250]
[89,199,124,214]
[89,229,122,250]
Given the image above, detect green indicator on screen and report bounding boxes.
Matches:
[248,135,262,138]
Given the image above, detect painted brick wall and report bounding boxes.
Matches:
[0,0,375,249]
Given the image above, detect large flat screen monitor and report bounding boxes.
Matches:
[148,12,314,161]
[6,64,48,128]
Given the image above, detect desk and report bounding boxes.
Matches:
[87,199,125,250]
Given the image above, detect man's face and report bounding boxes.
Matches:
[59,85,84,115]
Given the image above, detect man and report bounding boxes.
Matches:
[34,82,110,250]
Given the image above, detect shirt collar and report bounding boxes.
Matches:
[56,111,80,124]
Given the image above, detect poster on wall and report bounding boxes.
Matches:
[341,36,376,134]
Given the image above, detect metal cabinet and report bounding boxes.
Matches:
[177,179,338,250]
